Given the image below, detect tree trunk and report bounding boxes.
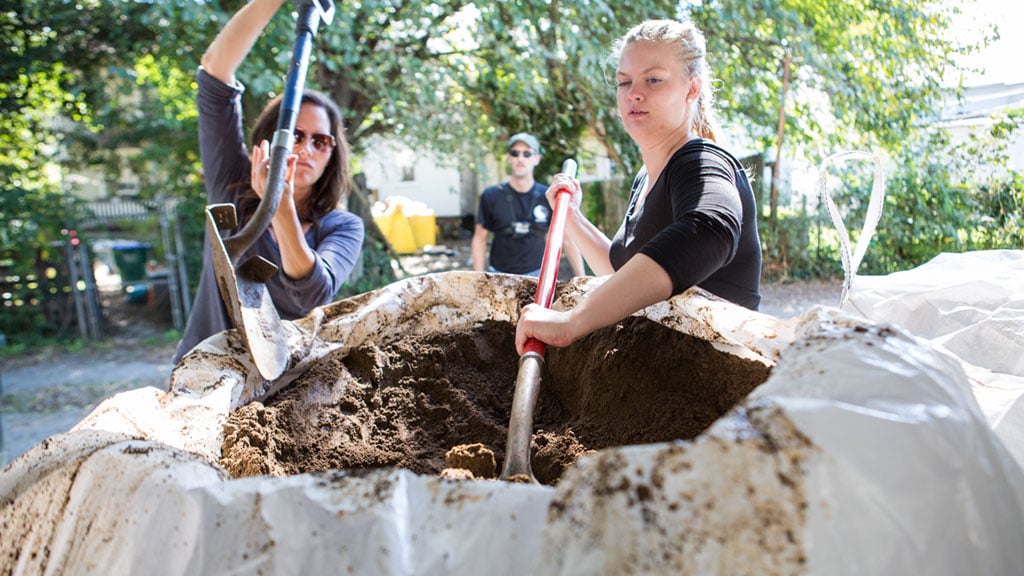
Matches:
[769,53,792,232]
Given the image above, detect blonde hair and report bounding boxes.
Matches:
[611,19,721,142]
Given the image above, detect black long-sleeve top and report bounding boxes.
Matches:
[609,138,762,310]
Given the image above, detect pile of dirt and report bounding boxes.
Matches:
[220,316,772,485]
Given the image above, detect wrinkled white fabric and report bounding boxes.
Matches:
[845,249,1024,467]
[2,269,1022,575]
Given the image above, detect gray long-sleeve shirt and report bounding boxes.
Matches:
[173,69,364,364]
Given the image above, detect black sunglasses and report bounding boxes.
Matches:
[508,150,535,158]
[294,128,336,153]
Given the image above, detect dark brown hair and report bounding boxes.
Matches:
[238,89,351,223]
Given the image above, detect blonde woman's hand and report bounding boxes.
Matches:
[545,173,582,212]
[515,303,580,355]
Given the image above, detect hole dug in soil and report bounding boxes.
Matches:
[219,317,771,485]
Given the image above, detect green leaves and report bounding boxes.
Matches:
[3,0,1013,328]
[691,0,970,161]
[9,0,978,190]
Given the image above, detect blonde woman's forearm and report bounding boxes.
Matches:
[567,253,671,336]
[564,207,614,276]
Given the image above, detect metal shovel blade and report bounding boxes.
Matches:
[206,204,288,381]
[500,351,544,482]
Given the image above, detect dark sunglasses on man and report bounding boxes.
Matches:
[294,128,336,153]
[509,150,535,158]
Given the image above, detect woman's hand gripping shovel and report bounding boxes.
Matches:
[500,159,578,483]
[205,0,335,382]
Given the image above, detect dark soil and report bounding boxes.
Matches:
[219,316,771,485]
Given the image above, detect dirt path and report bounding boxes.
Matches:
[1,338,177,465]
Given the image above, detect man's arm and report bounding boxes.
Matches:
[563,238,586,276]
[471,223,489,272]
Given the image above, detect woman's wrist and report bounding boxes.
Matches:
[565,298,600,344]
[565,204,587,235]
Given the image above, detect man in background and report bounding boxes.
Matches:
[472,132,584,277]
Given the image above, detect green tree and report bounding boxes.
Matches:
[3,0,987,193]
[1,2,126,337]
[8,0,980,202]
[686,0,977,229]
[867,109,1024,274]
[2,0,1002,341]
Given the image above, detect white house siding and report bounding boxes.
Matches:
[360,138,465,218]
[941,82,1024,172]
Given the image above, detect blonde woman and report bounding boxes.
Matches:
[516,19,761,353]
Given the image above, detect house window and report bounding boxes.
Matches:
[398,149,416,182]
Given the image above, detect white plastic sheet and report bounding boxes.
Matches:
[0,436,552,575]
[2,270,1023,575]
[537,312,1024,575]
[844,249,1024,468]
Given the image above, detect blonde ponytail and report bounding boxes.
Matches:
[694,92,720,142]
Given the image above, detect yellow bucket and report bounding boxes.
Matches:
[408,214,437,249]
[386,212,418,254]
[373,212,394,239]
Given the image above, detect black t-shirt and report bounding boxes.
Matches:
[477,182,551,273]
[609,138,762,310]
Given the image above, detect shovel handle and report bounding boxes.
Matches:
[223,0,334,261]
[502,158,578,482]
[522,158,578,357]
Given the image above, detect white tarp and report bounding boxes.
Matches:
[0,435,552,575]
[844,249,1024,467]
[2,269,1023,575]
[539,309,1024,575]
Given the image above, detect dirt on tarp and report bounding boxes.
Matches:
[220,317,772,485]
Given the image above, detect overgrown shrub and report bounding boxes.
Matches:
[760,110,1023,280]
[866,113,1023,274]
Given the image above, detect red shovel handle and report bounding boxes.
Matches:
[523,158,578,357]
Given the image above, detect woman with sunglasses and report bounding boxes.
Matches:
[515,19,761,355]
[173,0,364,364]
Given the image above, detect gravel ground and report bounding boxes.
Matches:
[0,244,841,466]
[0,337,177,467]
[759,277,843,318]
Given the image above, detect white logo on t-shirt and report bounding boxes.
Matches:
[533,205,550,224]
